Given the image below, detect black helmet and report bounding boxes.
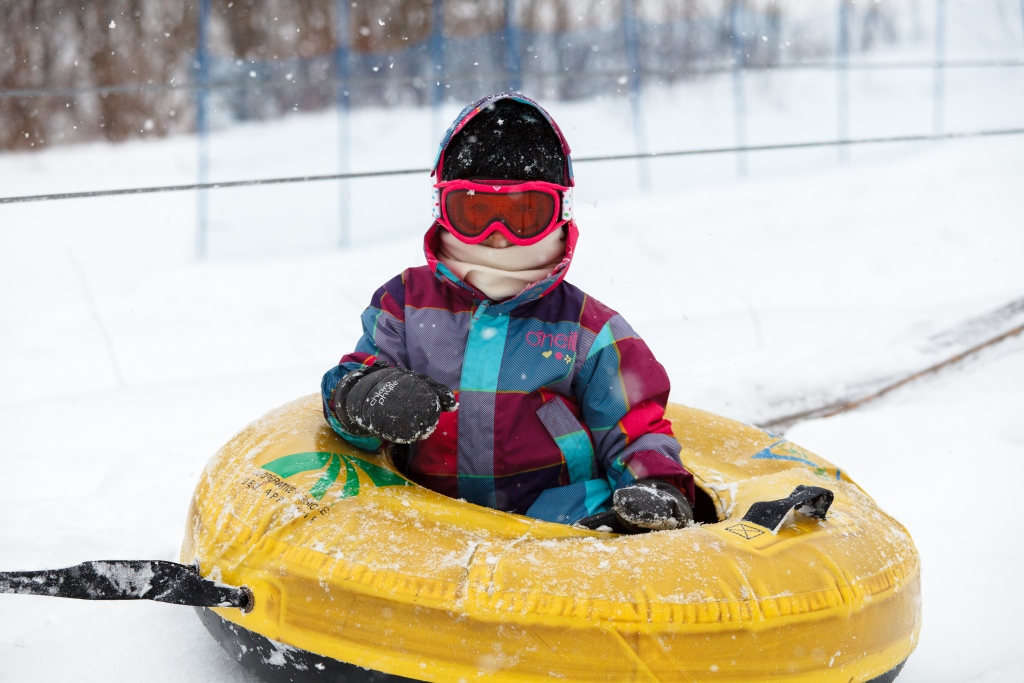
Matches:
[433,93,573,186]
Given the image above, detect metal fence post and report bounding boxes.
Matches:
[623,0,650,190]
[730,0,748,178]
[505,0,522,91]
[430,0,445,140]
[932,0,947,137]
[335,0,352,248]
[1020,0,1024,51]
[837,0,851,163]
[195,0,211,260]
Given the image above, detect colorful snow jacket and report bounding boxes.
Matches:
[321,224,694,525]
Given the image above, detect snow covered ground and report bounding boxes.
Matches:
[1,66,1023,681]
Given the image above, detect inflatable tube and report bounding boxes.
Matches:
[182,396,920,683]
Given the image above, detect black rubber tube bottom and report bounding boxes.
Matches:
[196,607,419,683]
[198,606,908,683]
[866,658,907,683]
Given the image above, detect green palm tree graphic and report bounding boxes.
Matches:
[260,452,410,501]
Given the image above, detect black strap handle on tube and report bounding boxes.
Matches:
[0,560,252,612]
[741,485,835,534]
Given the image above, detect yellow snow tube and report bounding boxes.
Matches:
[181,395,920,683]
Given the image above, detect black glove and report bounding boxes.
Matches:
[611,479,693,533]
[576,479,693,534]
[331,363,456,444]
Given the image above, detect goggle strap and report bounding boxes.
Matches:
[431,187,442,220]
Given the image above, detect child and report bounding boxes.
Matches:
[322,92,694,533]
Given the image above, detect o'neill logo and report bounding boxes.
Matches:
[526,330,577,365]
[525,330,578,350]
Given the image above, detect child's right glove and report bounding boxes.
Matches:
[330,363,457,444]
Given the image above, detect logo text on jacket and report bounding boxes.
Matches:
[525,331,578,351]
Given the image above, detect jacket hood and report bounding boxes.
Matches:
[426,93,579,309]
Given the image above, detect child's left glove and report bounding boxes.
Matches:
[330,363,457,444]
[611,479,693,533]
[576,479,693,534]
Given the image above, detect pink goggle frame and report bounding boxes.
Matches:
[432,179,574,246]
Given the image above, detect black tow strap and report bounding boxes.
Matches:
[742,485,835,533]
[0,560,252,611]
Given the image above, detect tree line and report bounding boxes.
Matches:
[0,0,902,151]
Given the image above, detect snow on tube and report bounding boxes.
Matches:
[181,395,920,683]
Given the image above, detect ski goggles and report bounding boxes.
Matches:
[432,179,573,246]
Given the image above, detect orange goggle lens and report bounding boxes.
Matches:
[444,189,558,239]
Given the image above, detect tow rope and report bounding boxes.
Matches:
[0,560,252,611]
